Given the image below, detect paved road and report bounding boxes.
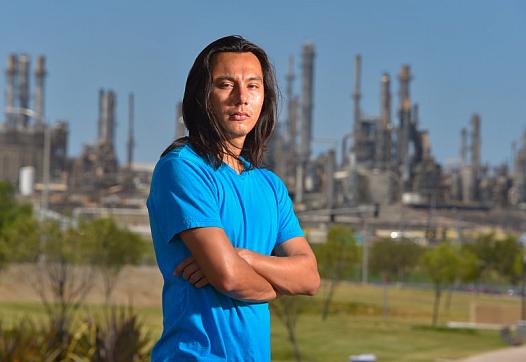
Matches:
[456,345,526,362]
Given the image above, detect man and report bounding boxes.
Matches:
[147,35,320,361]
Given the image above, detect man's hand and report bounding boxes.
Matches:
[174,256,209,288]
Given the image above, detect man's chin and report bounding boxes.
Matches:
[224,133,249,148]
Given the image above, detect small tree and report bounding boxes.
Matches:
[0,181,33,269]
[31,221,96,334]
[270,296,308,362]
[316,225,359,320]
[464,232,522,288]
[443,246,479,315]
[493,234,522,285]
[420,241,459,326]
[369,237,423,281]
[0,215,40,263]
[0,181,31,231]
[78,218,147,304]
[369,237,423,318]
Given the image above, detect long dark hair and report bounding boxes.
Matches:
[161,35,278,170]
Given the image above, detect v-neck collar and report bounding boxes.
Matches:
[221,155,251,177]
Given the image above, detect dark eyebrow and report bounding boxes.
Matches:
[213,75,263,82]
[214,76,235,82]
[247,76,263,82]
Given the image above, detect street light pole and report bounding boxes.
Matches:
[42,124,50,214]
[361,213,369,284]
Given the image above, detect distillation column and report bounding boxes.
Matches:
[295,43,315,204]
[397,64,412,189]
[460,128,467,166]
[351,55,362,157]
[470,113,481,201]
[18,54,30,129]
[286,56,296,146]
[375,72,392,169]
[97,89,104,142]
[34,55,46,124]
[5,54,18,128]
[286,56,299,187]
[98,89,116,150]
[127,92,135,169]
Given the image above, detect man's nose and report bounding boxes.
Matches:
[234,85,249,105]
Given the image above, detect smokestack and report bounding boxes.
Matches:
[286,56,296,147]
[99,90,116,148]
[127,92,135,169]
[352,54,362,150]
[175,101,186,138]
[398,64,411,109]
[397,64,412,185]
[470,113,481,201]
[98,88,105,142]
[296,43,315,204]
[380,73,391,128]
[299,43,315,162]
[5,54,17,128]
[106,90,116,148]
[460,128,467,166]
[471,113,481,171]
[18,54,30,128]
[376,73,392,169]
[34,55,46,123]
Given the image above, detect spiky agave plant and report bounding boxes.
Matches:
[0,319,41,361]
[80,306,153,362]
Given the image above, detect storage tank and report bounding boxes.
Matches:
[19,166,35,196]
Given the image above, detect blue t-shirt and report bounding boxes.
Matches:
[147,144,304,361]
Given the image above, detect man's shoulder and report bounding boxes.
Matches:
[155,144,209,173]
[252,167,287,189]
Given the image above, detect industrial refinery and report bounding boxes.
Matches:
[1,47,526,242]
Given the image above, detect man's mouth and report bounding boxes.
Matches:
[229,112,250,121]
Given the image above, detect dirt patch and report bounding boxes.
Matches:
[0,264,163,307]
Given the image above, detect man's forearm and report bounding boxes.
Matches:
[175,252,278,303]
[220,257,278,302]
[178,227,278,303]
[238,250,319,296]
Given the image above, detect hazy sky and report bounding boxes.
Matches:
[1,0,525,168]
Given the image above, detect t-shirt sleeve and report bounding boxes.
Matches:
[149,157,223,244]
[275,177,304,244]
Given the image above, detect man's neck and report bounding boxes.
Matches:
[223,140,245,174]
[223,155,243,174]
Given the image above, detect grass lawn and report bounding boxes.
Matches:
[0,281,516,361]
[271,315,504,362]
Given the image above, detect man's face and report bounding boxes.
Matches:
[209,52,264,148]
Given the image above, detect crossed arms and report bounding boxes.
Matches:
[174,227,320,302]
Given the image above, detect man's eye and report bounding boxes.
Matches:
[248,83,260,89]
[218,82,234,89]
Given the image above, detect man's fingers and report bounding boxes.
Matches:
[188,270,204,284]
[182,263,200,280]
[174,256,195,276]
[194,277,209,288]
[173,256,208,288]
